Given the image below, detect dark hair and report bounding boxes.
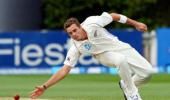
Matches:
[64,17,80,31]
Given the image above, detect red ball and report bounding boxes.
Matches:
[14,94,20,100]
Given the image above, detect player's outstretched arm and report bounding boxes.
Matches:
[29,65,72,99]
[126,18,147,32]
[110,13,147,32]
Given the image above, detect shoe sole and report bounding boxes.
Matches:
[119,81,128,100]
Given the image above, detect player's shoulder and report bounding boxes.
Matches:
[81,16,100,26]
[81,12,112,27]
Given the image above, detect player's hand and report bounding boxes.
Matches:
[29,86,46,99]
[135,22,148,32]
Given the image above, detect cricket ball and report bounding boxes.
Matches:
[14,94,20,100]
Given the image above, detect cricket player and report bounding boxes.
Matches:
[30,12,154,100]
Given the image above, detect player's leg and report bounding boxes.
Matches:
[117,57,138,96]
[118,48,155,87]
[118,48,155,100]
[130,63,153,87]
[118,61,143,100]
[125,48,154,87]
[95,52,140,100]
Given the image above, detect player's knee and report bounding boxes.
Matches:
[144,66,155,79]
[115,55,126,67]
[141,72,152,82]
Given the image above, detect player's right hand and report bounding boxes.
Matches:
[29,86,45,99]
[135,22,148,32]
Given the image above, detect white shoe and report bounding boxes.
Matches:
[119,80,142,100]
[119,80,129,100]
[129,92,142,100]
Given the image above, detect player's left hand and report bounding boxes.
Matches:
[135,22,148,32]
[29,86,45,99]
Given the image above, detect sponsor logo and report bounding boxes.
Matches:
[84,43,92,50]
[0,37,98,67]
[0,38,64,67]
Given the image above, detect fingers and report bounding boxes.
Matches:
[136,23,148,32]
[141,26,147,32]
[138,27,147,32]
[29,86,44,99]
[141,24,147,32]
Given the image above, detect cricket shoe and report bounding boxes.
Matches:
[129,92,142,100]
[119,80,129,100]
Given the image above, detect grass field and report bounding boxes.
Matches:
[0,74,170,100]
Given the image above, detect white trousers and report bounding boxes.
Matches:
[94,48,154,95]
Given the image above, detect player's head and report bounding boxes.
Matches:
[64,18,86,41]
[64,17,80,30]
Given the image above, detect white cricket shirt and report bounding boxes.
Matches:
[64,12,132,67]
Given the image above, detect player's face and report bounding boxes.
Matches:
[66,24,87,41]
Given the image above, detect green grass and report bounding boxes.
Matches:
[0,74,170,100]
